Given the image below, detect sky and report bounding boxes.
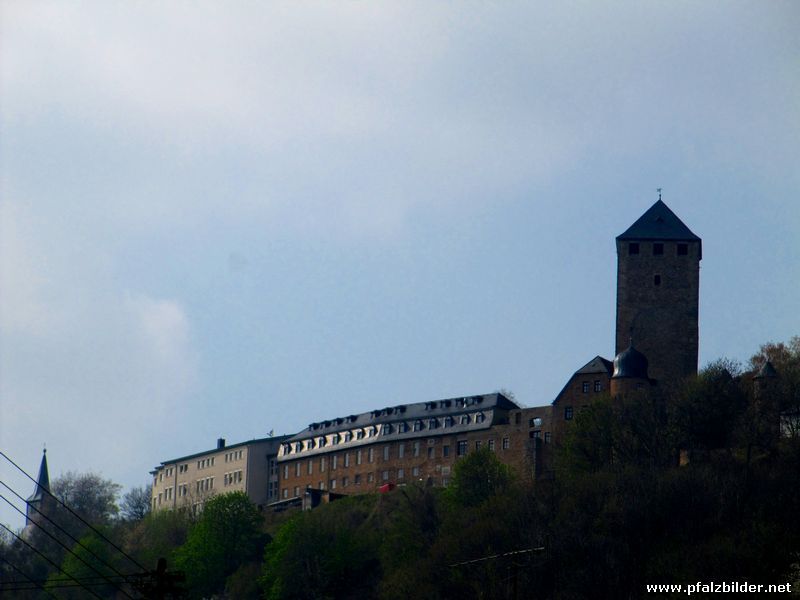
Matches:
[1,2,798,530]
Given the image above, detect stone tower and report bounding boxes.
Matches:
[615,200,701,387]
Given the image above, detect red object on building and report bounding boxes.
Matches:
[379,482,396,494]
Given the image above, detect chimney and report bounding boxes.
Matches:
[217,438,226,449]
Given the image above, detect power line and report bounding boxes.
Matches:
[0,491,137,599]
[0,554,62,599]
[0,449,148,572]
[0,521,106,600]
[1,479,134,582]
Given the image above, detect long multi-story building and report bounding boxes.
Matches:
[274,393,553,502]
[151,436,288,514]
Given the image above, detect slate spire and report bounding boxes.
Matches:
[27,449,50,504]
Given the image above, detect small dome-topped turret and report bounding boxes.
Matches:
[612,343,649,379]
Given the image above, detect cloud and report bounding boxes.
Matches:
[0,201,198,527]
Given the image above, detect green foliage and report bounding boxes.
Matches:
[261,494,381,600]
[124,507,191,570]
[48,529,126,599]
[174,491,266,598]
[446,447,513,507]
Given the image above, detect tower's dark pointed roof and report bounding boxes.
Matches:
[617,200,701,243]
[26,450,50,504]
[753,360,778,379]
[612,343,649,379]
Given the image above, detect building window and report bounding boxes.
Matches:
[354,474,361,485]
[654,274,661,286]
[344,453,350,467]
[488,439,495,451]
[382,470,389,481]
[367,472,374,483]
[331,479,337,490]
[460,415,471,425]
[344,431,352,442]
[282,488,288,499]
[283,465,289,479]
[293,486,299,497]
[594,380,602,392]
[531,430,541,439]
[629,242,640,255]
[582,381,590,393]
[382,424,392,435]
[398,443,405,458]
[427,446,434,458]
[307,460,313,475]
[398,422,408,433]
[414,420,424,432]
[412,466,420,477]
[356,429,365,440]
[545,432,552,444]
[502,437,510,450]
[332,455,338,470]
[457,441,468,456]
[295,463,301,477]
[428,418,438,429]
[413,441,420,457]
[476,412,486,424]
[515,413,521,425]
[653,242,664,255]
[475,440,481,450]
[342,476,348,487]
[677,243,688,256]
[565,406,574,420]
[383,446,390,461]
[356,449,362,465]
[444,416,454,428]
[321,457,326,472]
[367,448,374,463]
[443,445,450,457]
[307,439,315,450]
[398,468,405,479]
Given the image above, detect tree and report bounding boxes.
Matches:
[446,447,513,508]
[121,485,152,521]
[174,491,266,598]
[51,472,122,528]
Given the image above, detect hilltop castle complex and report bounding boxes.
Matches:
[147,200,704,512]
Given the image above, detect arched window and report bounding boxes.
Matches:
[475,412,485,424]
[460,414,471,425]
[413,420,424,432]
[428,418,438,429]
[444,416,454,428]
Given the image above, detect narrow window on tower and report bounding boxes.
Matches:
[677,243,688,256]
[629,243,640,255]
[654,274,662,286]
[653,242,664,255]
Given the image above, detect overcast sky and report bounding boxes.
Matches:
[1,2,798,529]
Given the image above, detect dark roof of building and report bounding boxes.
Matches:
[551,356,612,405]
[154,435,291,470]
[617,200,701,243]
[280,393,519,456]
[27,450,50,504]
[612,344,649,379]
[753,360,779,379]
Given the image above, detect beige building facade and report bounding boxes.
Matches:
[151,436,288,514]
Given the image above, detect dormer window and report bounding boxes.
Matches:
[344,431,353,442]
[475,412,486,424]
[413,420,424,432]
[332,433,340,444]
[318,436,326,447]
[461,414,471,425]
[294,442,303,453]
[356,429,365,440]
[428,418,438,429]
[307,439,316,450]
[444,416,454,428]
[382,424,393,435]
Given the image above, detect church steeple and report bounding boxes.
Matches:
[24,449,53,535]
